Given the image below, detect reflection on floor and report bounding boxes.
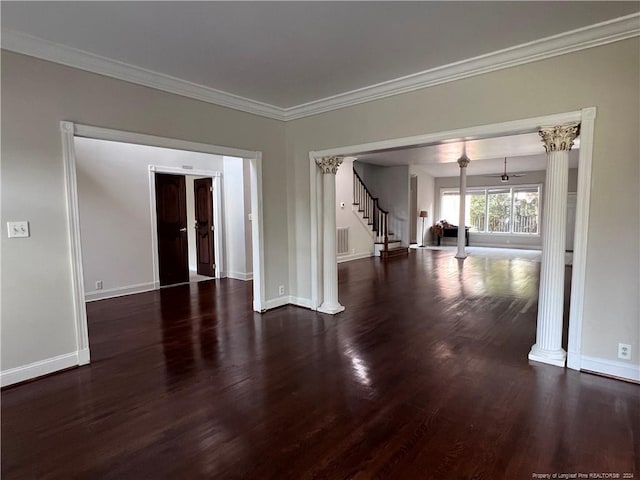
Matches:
[1,250,636,479]
[413,245,573,265]
[189,270,214,283]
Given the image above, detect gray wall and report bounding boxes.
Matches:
[1,51,287,372]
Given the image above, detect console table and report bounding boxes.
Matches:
[435,226,469,246]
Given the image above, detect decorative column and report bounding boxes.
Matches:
[317,156,346,314]
[455,152,470,259]
[529,122,580,367]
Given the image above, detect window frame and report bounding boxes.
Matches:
[439,183,542,237]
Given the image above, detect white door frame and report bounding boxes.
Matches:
[148,165,223,284]
[61,121,266,366]
[309,108,595,370]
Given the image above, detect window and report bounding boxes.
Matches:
[487,188,511,233]
[439,185,540,235]
[512,187,539,234]
[468,191,486,232]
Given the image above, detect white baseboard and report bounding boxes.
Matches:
[289,296,313,309]
[581,355,640,382]
[85,281,157,302]
[472,243,541,250]
[77,348,91,365]
[337,251,374,264]
[226,271,253,281]
[262,295,314,311]
[264,296,290,310]
[1,351,83,387]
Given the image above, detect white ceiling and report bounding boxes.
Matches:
[2,2,637,108]
[355,132,580,177]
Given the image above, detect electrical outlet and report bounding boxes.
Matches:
[278,285,285,296]
[618,343,631,360]
[96,280,103,290]
[7,221,30,238]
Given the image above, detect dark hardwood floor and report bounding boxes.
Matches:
[2,250,638,479]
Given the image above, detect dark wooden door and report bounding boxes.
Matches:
[155,173,189,286]
[194,177,215,277]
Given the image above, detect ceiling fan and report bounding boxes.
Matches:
[485,157,525,183]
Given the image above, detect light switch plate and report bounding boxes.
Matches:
[7,221,30,238]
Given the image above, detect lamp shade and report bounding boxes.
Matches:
[419,210,428,218]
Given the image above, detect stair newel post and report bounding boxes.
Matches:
[384,214,389,252]
[353,172,356,206]
[373,200,378,234]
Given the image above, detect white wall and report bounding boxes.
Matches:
[1,49,289,376]
[286,39,639,371]
[223,156,253,280]
[335,157,374,261]
[410,165,435,246]
[75,138,224,298]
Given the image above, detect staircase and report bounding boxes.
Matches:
[352,168,408,260]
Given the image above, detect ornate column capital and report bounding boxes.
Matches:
[457,153,470,169]
[316,156,343,174]
[539,122,580,153]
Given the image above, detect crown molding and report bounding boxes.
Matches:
[1,30,286,120]
[282,13,639,120]
[2,13,638,122]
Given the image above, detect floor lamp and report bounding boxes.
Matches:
[419,211,428,247]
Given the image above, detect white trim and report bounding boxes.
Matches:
[310,109,594,370]
[313,112,582,159]
[77,348,90,365]
[75,124,256,159]
[1,30,284,121]
[3,14,638,120]
[226,271,253,281]
[257,295,314,311]
[1,351,80,387]
[309,154,322,310]
[61,122,91,365]
[264,296,290,311]
[288,296,313,309]
[85,282,157,302]
[337,251,374,264]
[581,355,640,383]
[566,107,596,371]
[262,295,314,311]
[148,165,224,283]
[285,14,639,120]
[250,153,266,312]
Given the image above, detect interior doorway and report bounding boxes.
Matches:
[155,172,190,286]
[193,177,215,277]
[61,121,266,368]
[154,173,216,287]
[309,108,595,372]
